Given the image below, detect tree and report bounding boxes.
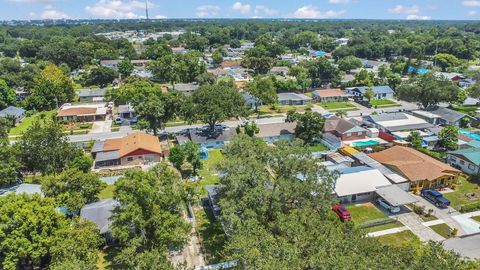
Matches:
[0,143,21,188]
[118,58,134,78]
[337,56,362,73]
[245,76,277,112]
[304,58,340,88]
[396,73,460,109]
[27,64,74,110]
[439,125,459,151]
[68,154,94,173]
[18,120,84,175]
[288,65,310,92]
[110,164,191,268]
[244,121,259,137]
[85,65,116,88]
[434,53,461,71]
[290,111,325,144]
[168,145,186,170]
[407,131,423,149]
[212,50,223,67]
[168,142,202,175]
[364,86,375,102]
[41,168,105,214]
[188,83,247,130]
[148,54,180,86]
[0,79,15,110]
[241,46,275,75]
[335,110,347,118]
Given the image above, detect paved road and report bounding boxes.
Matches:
[443,234,480,259]
[347,99,420,117]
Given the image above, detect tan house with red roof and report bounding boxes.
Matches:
[369,146,460,191]
[57,103,107,122]
[312,89,350,102]
[91,132,169,168]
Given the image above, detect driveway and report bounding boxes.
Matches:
[346,99,419,117]
[396,212,445,242]
[90,119,112,134]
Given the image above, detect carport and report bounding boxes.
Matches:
[375,185,418,207]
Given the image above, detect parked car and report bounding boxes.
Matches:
[332,204,352,221]
[376,198,401,213]
[421,189,450,208]
[114,117,123,124]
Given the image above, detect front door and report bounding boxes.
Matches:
[351,194,357,202]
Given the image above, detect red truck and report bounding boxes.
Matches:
[332,204,352,222]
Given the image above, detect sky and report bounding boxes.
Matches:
[1,0,480,21]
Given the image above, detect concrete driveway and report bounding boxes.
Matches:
[90,119,112,134]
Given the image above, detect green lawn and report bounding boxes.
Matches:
[9,110,56,136]
[258,105,309,115]
[346,203,387,225]
[195,207,227,264]
[452,105,480,114]
[443,177,480,209]
[370,99,400,108]
[419,214,438,222]
[309,143,329,152]
[197,149,224,197]
[429,223,452,239]
[319,101,356,110]
[472,216,480,222]
[364,221,404,233]
[377,230,419,247]
[99,185,115,199]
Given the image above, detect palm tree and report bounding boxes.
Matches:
[335,110,347,118]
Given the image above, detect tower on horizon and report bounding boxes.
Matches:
[145,0,149,20]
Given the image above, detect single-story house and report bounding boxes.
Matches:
[57,103,107,122]
[0,183,42,197]
[324,117,367,141]
[270,66,289,77]
[429,107,476,127]
[369,146,461,191]
[255,122,296,143]
[91,132,168,168]
[447,147,480,175]
[346,86,394,101]
[434,72,464,82]
[312,89,350,102]
[78,88,107,103]
[80,199,119,236]
[364,112,433,132]
[361,59,389,70]
[100,59,150,69]
[176,127,237,149]
[460,79,476,89]
[206,185,221,219]
[243,93,262,108]
[277,92,312,106]
[118,104,136,119]
[0,106,26,124]
[168,83,199,95]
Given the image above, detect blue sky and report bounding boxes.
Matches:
[1,0,480,20]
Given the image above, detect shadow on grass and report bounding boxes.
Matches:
[196,205,227,264]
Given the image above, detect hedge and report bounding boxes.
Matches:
[459,201,480,213]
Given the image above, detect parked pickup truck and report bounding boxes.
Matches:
[420,189,450,209]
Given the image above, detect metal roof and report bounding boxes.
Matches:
[0,106,25,118]
[375,185,418,207]
[95,150,120,162]
[352,152,408,184]
[80,199,119,234]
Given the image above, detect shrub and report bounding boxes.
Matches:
[411,204,425,215]
[459,201,480,213]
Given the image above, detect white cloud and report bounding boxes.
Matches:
[254,5,277,16]
[85,0,155,19]
[292,5,345,19]
[232,2,251,14]
[154,15,167,19]
[463,1,480,7]
[388,5,420,14]
[329,0,352,4]
[406,14,431,20]
[468,10,478,16]
[40,9,69,19]
[196,5,221,17]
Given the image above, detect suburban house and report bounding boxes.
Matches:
[324,117,367,141]
[168,83,199,95]
[100,59,150,69]
[364,112,433,132]
[270,66,289,76]
[118,104,136,119]
[78,88,107,103]
[447,147,480,175]
[91,132,168,168]
[80,199,119,237]
[277,92,312,106]
[430,107,475,127]
[361,59,389,70]
[312,89,350,102]
[346,86,394,101]
[255,122,296,143]
[434,72,464,82]
[176,127,237,149]
[57,103,107,122]
[460,79,476,88]
[0,183,42,197]
[243,93,261,108]
[334,166,391,203]
[369,146,461,190]
[0,106,26,124]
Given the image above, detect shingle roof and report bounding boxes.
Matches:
[351,86,394,95]
[188,128,237,144]
[78,88,107,97]
[324,118,366,134]
[430,107,469,123]
[277,92,312,101]
[57,107,98,117]
[256,122,296,138]
[369,146,460,182]
[80,199,119,234]
[449,147,480,166]
[0,106,25,118]
[93,132,162,159]
[313,89,349,98]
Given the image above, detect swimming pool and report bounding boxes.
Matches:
[459,129,480,141]
[351,140,379,147]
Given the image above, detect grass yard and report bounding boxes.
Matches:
[364,221,404,233]
[419,214,438,222]
[369,99,400,108]
[443,177,480,209]
[429,223,452,239]
[9,110,56,136]
[319,101,357,110]
[99,185,115,199]
[472,216,480,222]
[197,149,224,197]
[308,143,329,152]
[346,203,387,225]
[195,207,227,264]
[453,105,480,114]
[377,230,419,247]
[258,104,310,115]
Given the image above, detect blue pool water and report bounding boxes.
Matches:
[459,129,480,141]
[352,140,379,147]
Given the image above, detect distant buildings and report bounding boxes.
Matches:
[0,106,26,124]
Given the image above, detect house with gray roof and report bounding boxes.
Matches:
[324,117,367,141]
[255,122,296,143]
[0,183,42,197]
[78,88,107,103]
[176,127,237,149]
[80,199,119,235]
[346,86,394,101]
[364,112,433,132]
[168,83,199,95]
[429,107,477,127]
[0,106,26,124]
[206,185,221,219]
[277,92,312,106]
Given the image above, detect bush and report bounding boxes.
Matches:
[459,201,480,213]
[411,204,425,215]
[79,123,91,129]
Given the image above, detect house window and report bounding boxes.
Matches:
[127,157,133,161]
[460,160,465,165]
[357,132,362,136]
[468,164,476,170]
[346,133,351,137]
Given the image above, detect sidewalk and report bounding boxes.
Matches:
[367,226,409,237]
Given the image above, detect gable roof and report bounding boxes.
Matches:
[430,107,470,123]
[256,122,296,138]
[449,147,480,166]
[350,86,394,95]
[184,128,237,144]
[78,88,107,98]
[324,118,366,134]
[369,146,460,182]
[93,132,162,158]
[277,92,312,102]
[0,106,25,118]
[80,199,119,234]
[313,89,349,98]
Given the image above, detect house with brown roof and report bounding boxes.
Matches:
[369,146,460,191]
[312,89,350,103]
[255,122,296,143]
[57,103,107,122]
[324,117,367,141]
[91,132,169,168]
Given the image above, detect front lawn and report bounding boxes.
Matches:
[195,207,227,264]
[377,230,419,247]
[9,110,56,136]
[319,101,356,110]
[99,185,115,199]
[443,176,480,209]
[346,203,387,225]
[452,105,479,114]
[258,105,310,115]
[429,223,452,239]
[369,99,400,108]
